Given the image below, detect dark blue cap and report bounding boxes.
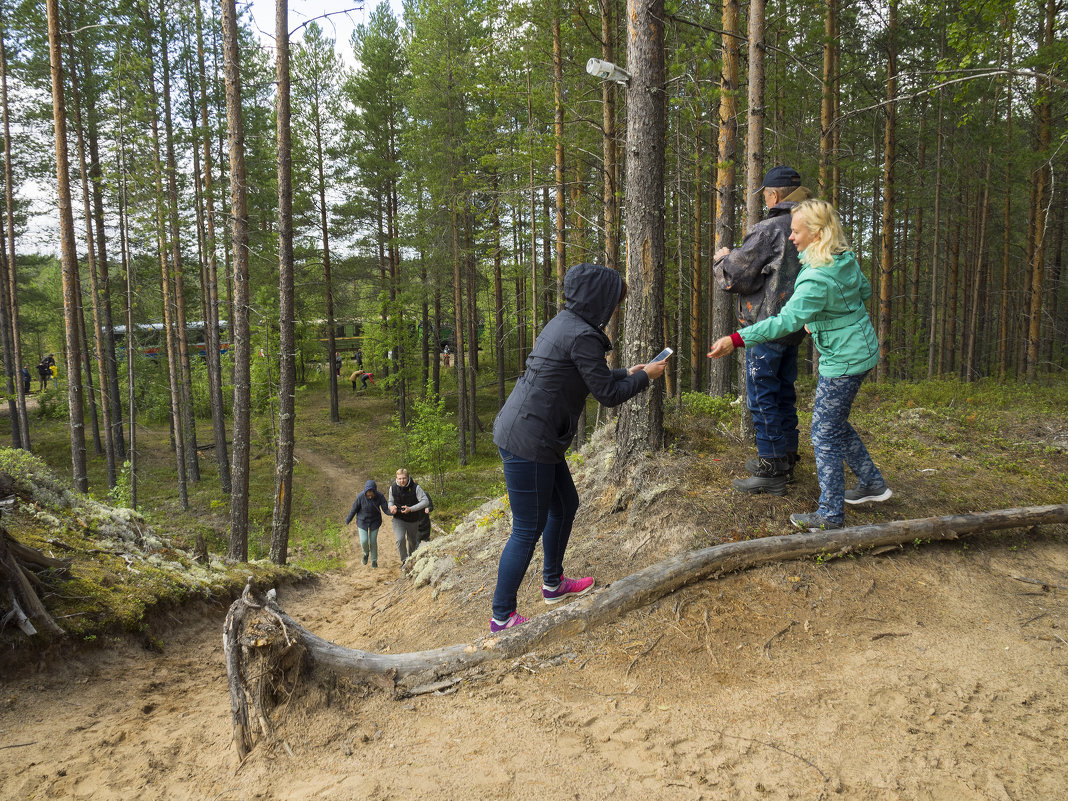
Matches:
[760,165,801,189]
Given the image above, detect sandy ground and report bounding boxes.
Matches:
[2,451,1066,800]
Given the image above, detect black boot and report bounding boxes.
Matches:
[745,451,799,483]
[733,456,790,495]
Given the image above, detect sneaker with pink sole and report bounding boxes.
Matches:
[489,611,528,633]
[542,575,594,605]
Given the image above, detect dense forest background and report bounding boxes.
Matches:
[0,0,1063,560]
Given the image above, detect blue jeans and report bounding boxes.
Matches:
[811,371,885,524]
[492,447,579,621]
[357,526,379,563]
[745,342,799,458]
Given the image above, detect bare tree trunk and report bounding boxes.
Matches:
[0,14,28,450]
[616,0,665,465]
[877,0,897,382]
[44,0,87,492]
[926,48,945,379]
[222,0,251,561]
[997,27,1014,381]
[600,0,621,372]
[553,11,566,312]
[492,176,505,411]
[194,0,230,491]
[67,32,116,486]
[709,0,739,398]
[158,0,200,482]
[225,503,1068,749]
[1026,0,1054,380]
[271,0,295,565]
[745,0,765,231]
[451,209,467,465]
[116,73,137,508]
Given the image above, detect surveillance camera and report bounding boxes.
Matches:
[586,57,631,84]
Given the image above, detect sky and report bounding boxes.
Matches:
[243,0,397,62]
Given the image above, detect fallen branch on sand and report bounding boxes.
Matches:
[223,504,1067,758]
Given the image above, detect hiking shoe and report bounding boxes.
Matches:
[362,554,369,565]
[489,611,528,633]
[789,512,842,532]
[372,561,378,568]
[745,452,799,481]
[844,481,893,505]
[542,576,595,605]
[735,456,791,495]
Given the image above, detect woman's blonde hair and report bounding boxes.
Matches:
[791,198,850,267]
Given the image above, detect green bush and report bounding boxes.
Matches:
[681,391,736,427]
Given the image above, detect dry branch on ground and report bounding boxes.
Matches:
[223,504,1068,757]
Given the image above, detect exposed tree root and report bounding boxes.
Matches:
[224,504,1068,756]
[0,525,71,637]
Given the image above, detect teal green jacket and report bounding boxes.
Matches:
[739,251,880,377]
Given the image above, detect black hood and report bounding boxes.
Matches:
[564,263,623,330]
[364,479,377,493]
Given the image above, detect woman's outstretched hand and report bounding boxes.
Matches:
[629,360,668,380]
[707,336,736,359]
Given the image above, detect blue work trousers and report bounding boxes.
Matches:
[745,342,800,458]
[491,447,579,621]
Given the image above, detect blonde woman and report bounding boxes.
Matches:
[709,199,891,531]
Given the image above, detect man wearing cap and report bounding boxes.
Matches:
[713,165,812,495]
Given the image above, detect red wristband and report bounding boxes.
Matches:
[730,332,745,349]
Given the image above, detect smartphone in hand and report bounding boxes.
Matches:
[650,347,674,363]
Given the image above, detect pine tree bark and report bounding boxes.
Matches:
[616,0,666,465]
[709,0,739,398]
[194,0,230,490]
[271,0,295,565]
[45,0,87,492]
[0,12,28,449]
[877,0,897,382]
[222,0,252,561]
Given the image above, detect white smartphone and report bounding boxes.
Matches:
[650,347,673,363]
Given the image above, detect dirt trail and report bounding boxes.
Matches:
[2,449,1067,799]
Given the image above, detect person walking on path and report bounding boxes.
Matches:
[489,262,668,633]
[36,360,50,391]
[418,492,434,543]
[345,479,392,567]
[21,366,30,394]
[709,199,892,532]
[713,165,812,495]
[388,468,429,565]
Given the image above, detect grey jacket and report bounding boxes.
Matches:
[493,263,650,463]
[713,187,811,346]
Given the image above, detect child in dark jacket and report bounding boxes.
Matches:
[344,479,392,567]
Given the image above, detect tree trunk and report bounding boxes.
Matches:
[271,0,295,565]
[709,0,739,398]
[158,0,200,482]
[44,0,87,492]
[877,0,897,382]
[1026,0,1054,380]
[225,503,1068,755]
[67,32,116,486]
[616,0,666,465]
[222,0,252,561]
[553,11,566,314]
[745,0,765,232]
[195,0,230,491]
[0,15,28,450]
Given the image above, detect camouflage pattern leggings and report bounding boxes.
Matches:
[811,370,885,524]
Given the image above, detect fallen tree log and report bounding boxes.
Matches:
[224,503,1068,756]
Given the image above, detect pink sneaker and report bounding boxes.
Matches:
[542,575,594,605]
[489,611,528,633]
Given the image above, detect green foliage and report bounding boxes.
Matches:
[34,386,66,420]
[681,392,735,427]
[106,461,134,510]
[393,381,458,494]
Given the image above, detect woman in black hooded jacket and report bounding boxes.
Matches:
[489,263,667,632]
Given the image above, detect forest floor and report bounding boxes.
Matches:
[1,380,1067,800]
